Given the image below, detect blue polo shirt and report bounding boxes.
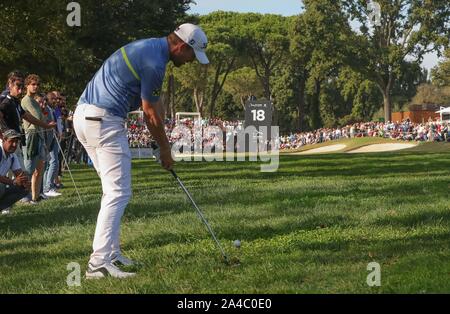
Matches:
[78,37,169,118]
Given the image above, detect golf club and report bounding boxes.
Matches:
[169,169,230,265]
[53,130,83,205]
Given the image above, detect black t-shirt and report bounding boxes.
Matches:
[0,94,26,133]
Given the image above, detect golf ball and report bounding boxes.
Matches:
[233,240,241,248]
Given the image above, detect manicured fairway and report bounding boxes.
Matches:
[1,147,450,293]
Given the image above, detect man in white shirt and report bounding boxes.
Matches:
[0,129,31,214]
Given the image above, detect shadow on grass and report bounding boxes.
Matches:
[2,169,449,239]
[2,153,449,250]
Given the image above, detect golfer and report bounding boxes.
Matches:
[73,23,209,279]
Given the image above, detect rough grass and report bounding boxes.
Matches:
[1,148,450,293]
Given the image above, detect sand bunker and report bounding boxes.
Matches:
[348,143,417,153]
[294,144,347,155]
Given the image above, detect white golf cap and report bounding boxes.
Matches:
[174,23,209,64]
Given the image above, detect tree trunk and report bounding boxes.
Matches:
[380,73,394,122]
[263,65,271,100]
[193,88,204,117]
[209,57,235,118]
[310,79,321,130]
[240,96,246,110]
[297,77,306,132]
[167,74,174,119]
[383,91,392,122]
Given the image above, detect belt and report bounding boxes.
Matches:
[85,117,102,122]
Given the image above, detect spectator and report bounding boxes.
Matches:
[37,93,61,197]
[0,71,55,170]
[21,74,47,203]
[0,129,31,214]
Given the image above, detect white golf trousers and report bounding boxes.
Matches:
[73,104,132,265]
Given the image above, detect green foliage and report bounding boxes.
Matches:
[173,62,209,115]
[214,91,242,121]
[431,49,450,87]
[0,1,446,131]
[223,67,263,109]
[411,84,450,106]
[238,13,290,99]
[343,0,450,121]
[199,12,245,117]
[291,0,354,130]
[337,67,383,121]
[271,62,300,132]
[0,0,193,107]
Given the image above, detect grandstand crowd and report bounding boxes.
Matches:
[127,117,450,151]
[279,120,450,150]
[127,117,244,152]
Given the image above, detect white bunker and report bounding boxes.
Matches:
[296,144,347,155]
[348,143,417,153]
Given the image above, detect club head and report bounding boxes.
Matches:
[223,256,241,267]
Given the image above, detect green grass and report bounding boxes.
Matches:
[1,145,450,293]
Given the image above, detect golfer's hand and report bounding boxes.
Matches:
[160,147,174,170]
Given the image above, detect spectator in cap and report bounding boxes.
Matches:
[0,129,31,215]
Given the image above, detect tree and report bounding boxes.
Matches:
[337,67,383,121]
[215,91,242,120]
[432,49,450,87]
[222,67,263,109]
[160,63,194,118]
[173,62,208,116]
[411,84,450,106]
[200,11,243,117]
[271,58,302,132]
[0,0,194,105]
[344,0,450,122]
[239,13,290,100]
[291,0,353,130]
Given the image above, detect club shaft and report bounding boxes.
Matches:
[170,170,229,262]
[53,131,83,205]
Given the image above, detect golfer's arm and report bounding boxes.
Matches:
[142,99,170,150]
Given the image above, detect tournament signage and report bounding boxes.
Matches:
[243,100,273,153]
[245,100,273,128]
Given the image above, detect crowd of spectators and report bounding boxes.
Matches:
[279,120,450,150]
[2,68,448,213]
[127,117,244,152]
[127,116,450,152]
[0,70,72,213]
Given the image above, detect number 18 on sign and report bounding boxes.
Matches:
[245,100,272,128]
[244,100,273,153]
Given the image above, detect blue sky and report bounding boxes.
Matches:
[188,0,303,16]
[188,0,440,72]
